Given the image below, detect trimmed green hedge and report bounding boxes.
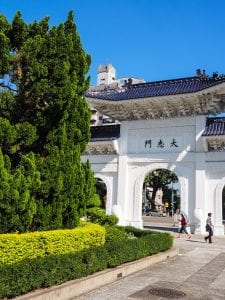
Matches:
[0,229,173,298]
[0,222,105,265]
[106,229,173,267]
[104,225,130,242]
[86,207,119,226]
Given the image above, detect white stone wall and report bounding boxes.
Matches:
[205,160,225,235]
[126,117,196,155]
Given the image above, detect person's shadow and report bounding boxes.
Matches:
[186,239,206,243]
[144,225,207,243]
[144,225,178,233]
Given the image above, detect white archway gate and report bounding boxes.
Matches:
[131,163,189,229]
[83,115,225,236]
[85,71,225,235]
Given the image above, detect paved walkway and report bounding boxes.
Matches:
[76,226,225,299]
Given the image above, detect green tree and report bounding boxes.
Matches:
[144,169,178,209]
[0,11,96,232]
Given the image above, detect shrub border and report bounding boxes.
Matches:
[0,230,173,298]
[14,248,178,300]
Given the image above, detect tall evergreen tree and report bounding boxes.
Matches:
[0,11,95,232]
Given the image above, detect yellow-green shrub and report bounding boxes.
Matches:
[0,222,105,265]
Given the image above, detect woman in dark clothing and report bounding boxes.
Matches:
[205,212,214,243]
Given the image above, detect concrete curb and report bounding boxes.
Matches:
[14,247,179,300]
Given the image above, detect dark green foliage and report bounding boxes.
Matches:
[123,225,151,237]
[104,225,130,243]
[105,231,173,267]
[0,229,173,298]
[9,11,29,51]
[144,169,178,189]
[86,193,101,208]
[0,248,109,298]
[87,207,119,226]
[79,159,101,219]
[0,15,11,76]
[0,150,39,233]
[0,11,96,232]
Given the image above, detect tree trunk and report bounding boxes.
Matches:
[150,187,157,210]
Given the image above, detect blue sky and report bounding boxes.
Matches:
[2,0,225,88]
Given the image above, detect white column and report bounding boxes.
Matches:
[113,155,128,225]
[194,116,207,233]
[194,154,206,233]
[112,121,128,225]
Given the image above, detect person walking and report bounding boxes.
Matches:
[177,213,191,239]
[205,212,214,243]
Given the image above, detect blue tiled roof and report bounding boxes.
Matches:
[90,124,120,141]
[202,118,225,136]
[86,76,225,101]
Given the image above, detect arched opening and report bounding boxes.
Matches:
[222,185,225,225]
[95,177,107,209]
[142,168,180,219]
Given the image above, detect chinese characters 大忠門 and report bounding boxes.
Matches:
[145,138,179,149]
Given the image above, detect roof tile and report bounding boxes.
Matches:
[86,76,225,101]
[202,118,225,136]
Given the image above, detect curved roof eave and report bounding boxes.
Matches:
[86,80,225,121]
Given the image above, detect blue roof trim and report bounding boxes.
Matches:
[90,124,120,142]
[86,77,225,101]
[202,118,225,136]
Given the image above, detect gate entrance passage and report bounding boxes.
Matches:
[83,71,225,235]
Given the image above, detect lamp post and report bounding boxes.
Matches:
[171,183,174,216]
[144,183,147,210]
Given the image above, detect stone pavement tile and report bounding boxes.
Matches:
[128,280,225,300]
[181,282,225,300]
[185,253,225,286]
[77,275,159,300]
[75,234,225,299]
[211,268,225,290]
[129,281,183,299]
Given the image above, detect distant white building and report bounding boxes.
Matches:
[117,77,145,86]
[97,64,116,86]
[89,64,145,125]
[90,63,145,91]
